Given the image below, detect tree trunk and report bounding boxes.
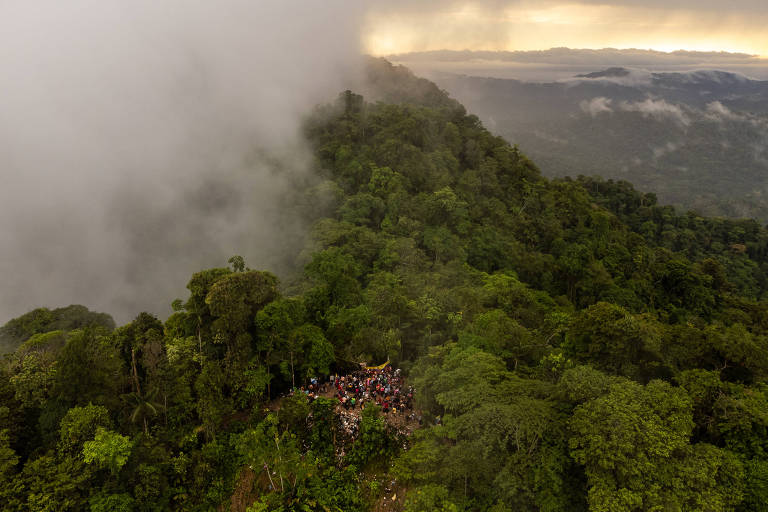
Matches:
[197,324,203,368]
[263,461,277,491]
[131,348,142,397]
[290,351,295,389]
[274,437,285,492]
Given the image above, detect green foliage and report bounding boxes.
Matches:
[88,491,135,512]
[52,329,123,407]
[58,404,112,453]
[245,465,366,512]
[82,428,132,476]
[557,365,621,404]
[459,309,537,368]
[194,361,233,438]
[14,452,94,511]
[742,458,768,512]
[206,270,278,345]
[345,404,397,469]
[307,397,337,461]
[0,429,19,479]
[9,348,58,409]
[569,379,742,511]
[400,344,579,510]
[235,414,311,496]
[0,305,114,354]
[404,484,461,512]
[228,254,247,273]
[564,302,663,378]
[294,324,335,379]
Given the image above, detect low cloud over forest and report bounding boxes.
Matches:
[0,1,365,323]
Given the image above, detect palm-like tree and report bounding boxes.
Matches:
[123,388,164,435]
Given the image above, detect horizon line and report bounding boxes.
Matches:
[384,47,766,59]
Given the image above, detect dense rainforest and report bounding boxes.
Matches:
[3,60,768,511]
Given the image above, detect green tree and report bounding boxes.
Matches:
[58,404,111,453]
[194,361,233,439]
[235,414,310,495]
[564,302,662,377]
[256,298,305,390]
[82,428,132,476]
[346,404,396,469]
[52,329,123,408]
[569,379,741,511]
[206,270,278,354]
[294,324,335,383]
[404,484,461,512]
[18,452,95,511]
[122,390,163,436]
[0,429,18,480]
[88,492,135,512]
[459,309,538,369]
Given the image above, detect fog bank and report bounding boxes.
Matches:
[0,1,364,324]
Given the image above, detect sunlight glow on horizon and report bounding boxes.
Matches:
[366,40,767,61]
[365,31,767,59]
[363,4,768,59]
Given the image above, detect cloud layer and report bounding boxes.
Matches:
[0,1,364,323]
[580,96,690,126]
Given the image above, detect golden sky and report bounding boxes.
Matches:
[363,2,768,57]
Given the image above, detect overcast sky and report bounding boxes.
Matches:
[364,1,768,56]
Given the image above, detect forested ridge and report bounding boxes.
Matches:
[3,60,768,511]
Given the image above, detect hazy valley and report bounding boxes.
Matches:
[395,50,768,222]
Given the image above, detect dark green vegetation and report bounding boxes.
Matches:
[0,305,115,355]
[429,69,768,222]
[3,61,768,511]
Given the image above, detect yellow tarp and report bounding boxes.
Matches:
[364,359,390,370]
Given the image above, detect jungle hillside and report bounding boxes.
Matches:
[3,60,768,512]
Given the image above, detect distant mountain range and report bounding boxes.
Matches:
[390,48,768,80]
[419,66,768,222]
[392,48,763,66]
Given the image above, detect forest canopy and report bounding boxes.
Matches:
[2,60,768,511]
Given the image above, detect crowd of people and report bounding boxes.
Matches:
[294,365,414,416]
[330,365,413,415]
[286,365,421,450]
